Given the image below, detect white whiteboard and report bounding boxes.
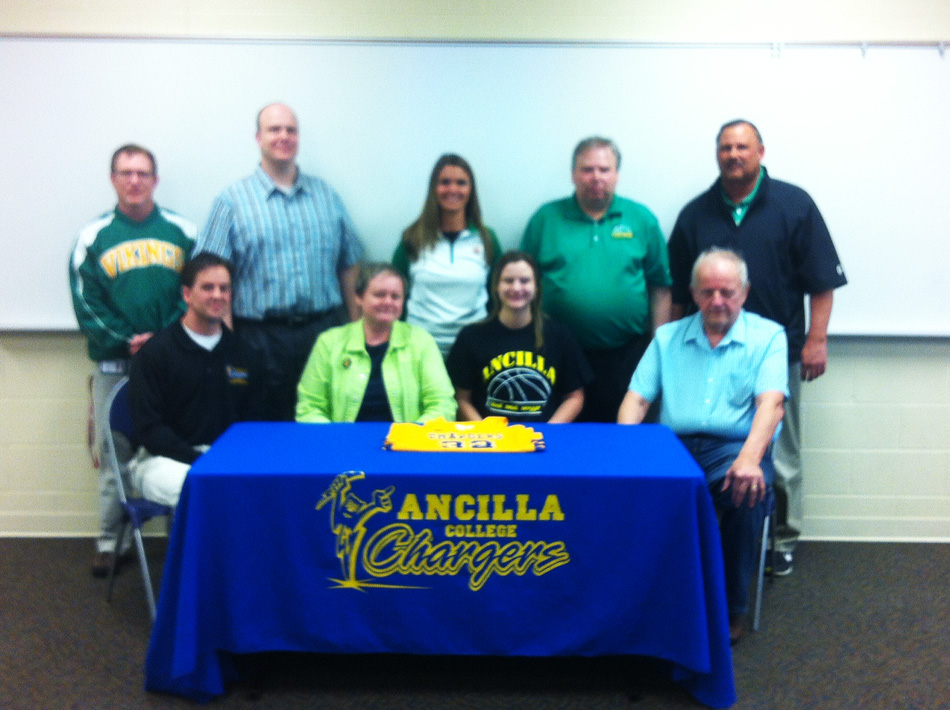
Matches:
[1,38,948,334]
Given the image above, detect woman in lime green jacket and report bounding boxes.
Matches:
[296,263,456,423]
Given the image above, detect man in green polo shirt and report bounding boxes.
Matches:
[521,136,672,422]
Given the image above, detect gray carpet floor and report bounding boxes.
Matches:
[1,539,948,709]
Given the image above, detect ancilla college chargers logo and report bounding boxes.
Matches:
[316,471,570,591]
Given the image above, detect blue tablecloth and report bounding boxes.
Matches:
[145,422,736,707]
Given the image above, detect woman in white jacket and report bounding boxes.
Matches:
[392,154,502,357]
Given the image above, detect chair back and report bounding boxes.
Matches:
[104,376,134,504]
[107,376,135,443]
[102,375,172,622]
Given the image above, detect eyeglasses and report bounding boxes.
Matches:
[113,170,154,180]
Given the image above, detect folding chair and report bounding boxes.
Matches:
[752,487,777,632]
[103,376,173,622]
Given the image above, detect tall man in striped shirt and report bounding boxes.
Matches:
[619,248,787,644]
[198,103,364,421]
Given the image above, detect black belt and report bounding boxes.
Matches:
[236,309,335,327]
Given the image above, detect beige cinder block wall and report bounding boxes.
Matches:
[1,0,949,540]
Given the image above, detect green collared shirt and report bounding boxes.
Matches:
[520,194,671,350]
[722,168,764,225]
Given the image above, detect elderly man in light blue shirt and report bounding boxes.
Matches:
[199,103,363,420]
[619,247,787,644]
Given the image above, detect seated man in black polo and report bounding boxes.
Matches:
[618,248,787,643]
[129,252,263,507]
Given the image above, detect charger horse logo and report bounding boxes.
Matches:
[316,471,396,588]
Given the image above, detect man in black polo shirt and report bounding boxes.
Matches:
[129,252,263,506]
[667,119,847,575]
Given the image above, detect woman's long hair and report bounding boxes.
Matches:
[487,251,545,352]
[400,154,494,263]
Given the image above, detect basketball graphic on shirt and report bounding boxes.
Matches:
[486,367,552,417]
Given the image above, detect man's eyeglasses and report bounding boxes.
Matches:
[113,170,154,180]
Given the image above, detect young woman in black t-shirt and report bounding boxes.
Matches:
[447,251,592,423]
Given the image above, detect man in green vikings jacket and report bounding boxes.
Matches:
[69,144,196,577]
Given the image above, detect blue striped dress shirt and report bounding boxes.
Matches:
[198,166,363,319]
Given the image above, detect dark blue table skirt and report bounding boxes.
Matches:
[145,422,736,707]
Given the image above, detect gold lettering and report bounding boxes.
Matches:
[444,523,518,538]
[363,524,569,590]
[117,243,134,271]
[516,494,537,521]
[396,493,423,520]
[476,495,490,521]
[455,494,475,521]
[97,240,186,278]
[539,495,565,521]
[361,523,413,572]
[425,494,451,520]
[488,356,503,376]
[146,240,162,266]
[401,494,560,523]
[99,253,119,278]
[492,494,514,521]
